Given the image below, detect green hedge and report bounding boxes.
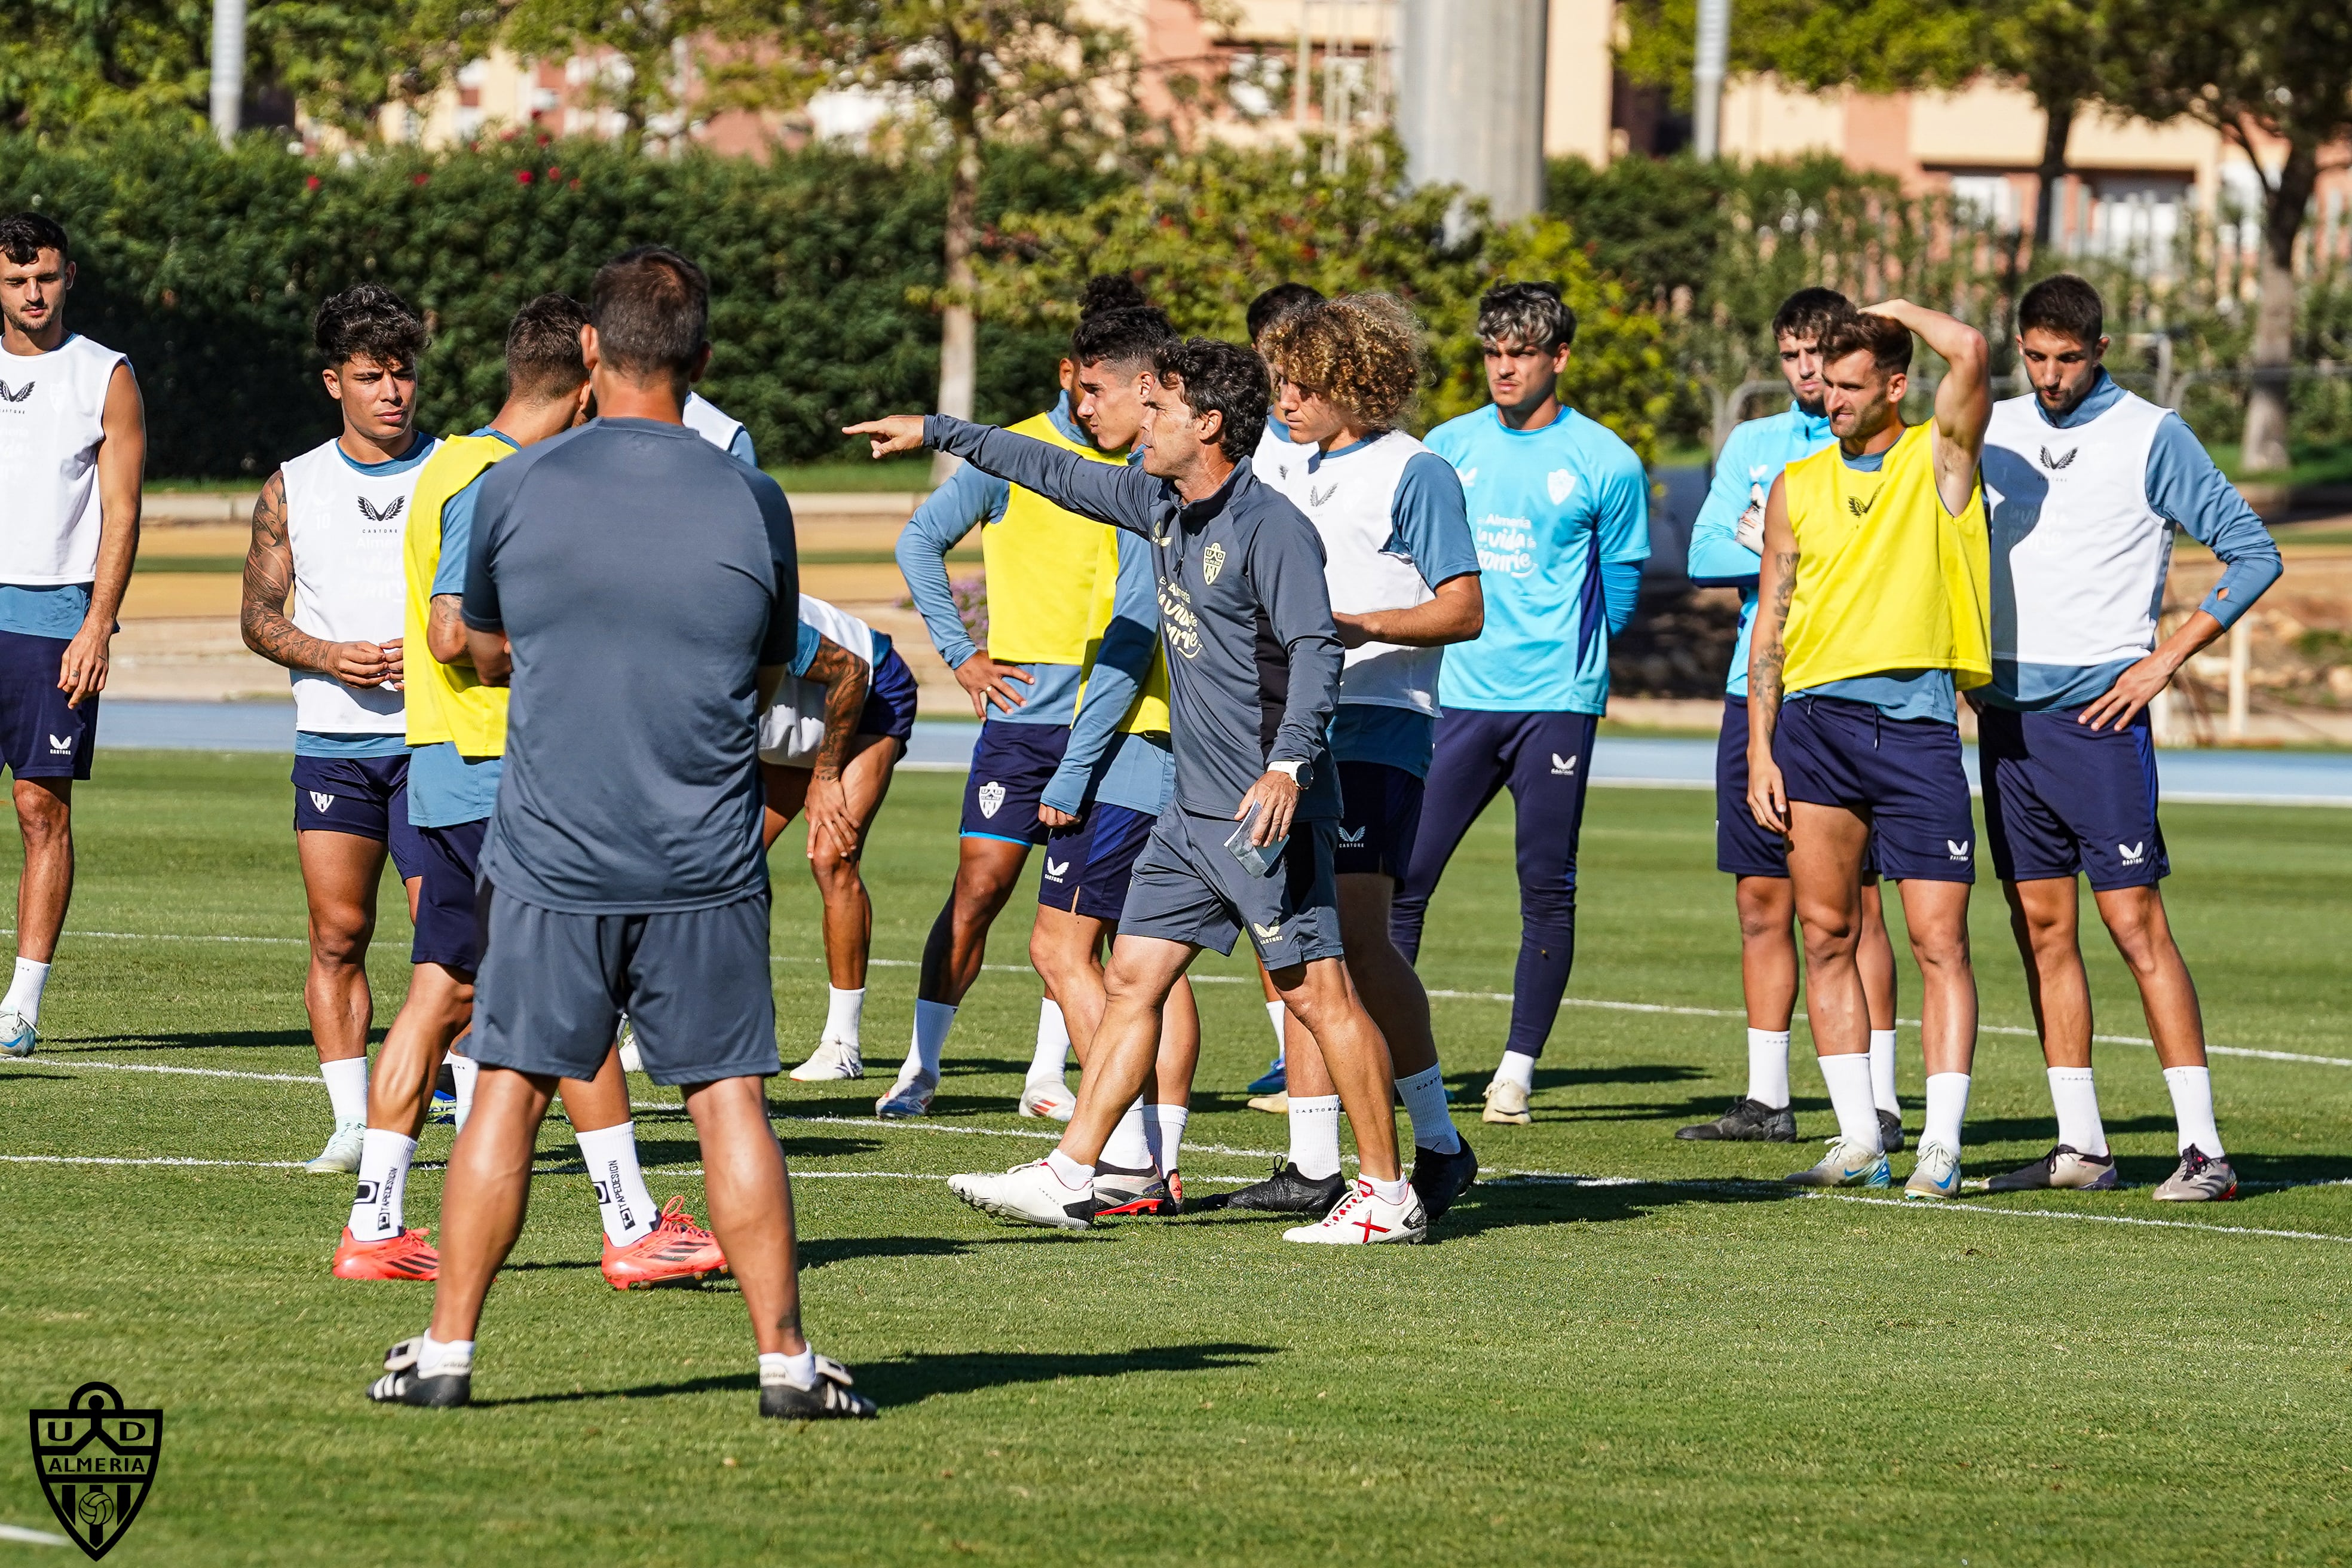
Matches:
[0,130,1116,477]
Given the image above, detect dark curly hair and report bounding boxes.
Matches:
[1071,305,1175,370]
[1770,287,1852,346]
[0,212,69,265]
[1260,293,1423,431]
[1079,274,1149,319]
[1153,338,1269,463]
[313,283,427,370]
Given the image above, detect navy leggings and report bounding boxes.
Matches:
[1391,709,1598,1059]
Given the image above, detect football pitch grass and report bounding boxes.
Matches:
[2,753,2348,1566]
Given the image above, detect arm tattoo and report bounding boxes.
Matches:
[428,595,472,667]
[1751,550,1798,737]
[240,472,339,674]
[803,641,870,782]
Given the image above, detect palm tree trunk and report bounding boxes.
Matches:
[2241,142,2317,477]
[930,124,981,485]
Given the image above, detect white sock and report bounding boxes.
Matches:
[348,1129,417,1242]
[1817,1052,1882,1153]
[1493,1049,1535,1094]
[1264,1000,1288,1062]
[824,987,865,1047]
[1365,1173,1410,1205]
[1043,1147,1091,1189]
[4,956,50,1023]
[2047,1066,2108,1156]
[899,1000,956,1086]
[1745,1028,1791,1109]
[1394,1064,1461,1154]
[1923,1071,1970,1154]
[1288,1094,1342,1180]
[2163,1065,2223,1156]
[416,1333,473,1379]
[1144,1103,1189,1175]
[1027,998,1071,1085]
[321,1055,369,1126]
[760,1349,817,1390]
[1102,1100,1153,1171]
[448,1053,478,1132]
[575,1121,657,1247]
[1869,1029,1900,1113]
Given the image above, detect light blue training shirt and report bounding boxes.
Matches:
[1686,404,1835,700]
[1984,370,2282,709]
[299,438,439,760]
[1423,403,1649,715]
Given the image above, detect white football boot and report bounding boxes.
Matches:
[1282,1178,1428,1245]
[790,1039,864,1082]
[1018,1077,1076,1121]
[947,1161,1098,1230]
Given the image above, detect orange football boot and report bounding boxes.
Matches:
[601,1196,729,1290]
[333,1226,440,1281]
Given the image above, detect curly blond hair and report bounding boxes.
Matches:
[1260,292,1424,431]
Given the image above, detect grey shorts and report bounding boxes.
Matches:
[1117,808,1345,968]
[470,882,780,1087]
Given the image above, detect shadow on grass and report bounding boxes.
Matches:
[1434,1173,1794,1239]
[477,1340,1279,1409]
[800,1231,1098,1270]
[44,1030,320,1054]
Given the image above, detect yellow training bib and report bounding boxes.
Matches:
[1074,525,1171,736]
[402,433,516,755]
[1781,421,1991,693]
[979,411,1122,667]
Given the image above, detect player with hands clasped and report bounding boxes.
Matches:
[850,336,1429,1245]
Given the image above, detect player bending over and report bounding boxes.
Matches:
[852,337,1431,1245]
[1679,287,1907,1150]
[243,285,437,1173]
[0,213,143,1060]
[1395,282,1650,1126]
[334,294,726,1290]
[879,278,1162,1119]
[1977,274,2280,1202]
[368,247,871,1419]
[1223,292,1481,1223]
[761,593,915,1076]
[1748,303,1993,1200]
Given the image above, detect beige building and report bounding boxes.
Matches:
[369,0,2301,261]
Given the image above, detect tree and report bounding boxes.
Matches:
[2103,0,2352,473]
[694,2,1145,477]
[1617,0,2126,250]
[0,0,464,137]
[971,137,1682,460]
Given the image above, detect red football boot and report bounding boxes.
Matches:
[601,1196,729,1290]
[333,1226,439,1281]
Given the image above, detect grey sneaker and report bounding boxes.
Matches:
[1676,1097,1796,1142]
[1783,1138,1891,1188]
[1878,1108,1906,1155]
[1902,1140,1963,1200]
[1985,1144,2118,1192]
[2152,1146,2238,1202]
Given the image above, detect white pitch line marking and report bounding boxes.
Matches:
[0,1522,69,1546]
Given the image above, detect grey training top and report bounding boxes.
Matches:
[462,417,800,913]
[926,415,1343,821]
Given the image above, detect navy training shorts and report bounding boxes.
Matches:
[959,719,1069,845]
[0,630,96,781]
[411,817,486,972]
[292,752,425,881]
[468,882,780,1088]
[1117,808,1345,967]
[1333,760,1425,880]
[1772,694,1976,884]
[857,642,919,746]
[1980,703,2167,890]
[1037,801,1158,921]
[1717,696,1879,883]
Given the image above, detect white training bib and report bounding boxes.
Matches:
[1983,389,2173,669]
[280,436,437,734]
[758,594,875,766]
[1255,428,1443,716]
[683,392,746,457]
[0,334,127,586]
